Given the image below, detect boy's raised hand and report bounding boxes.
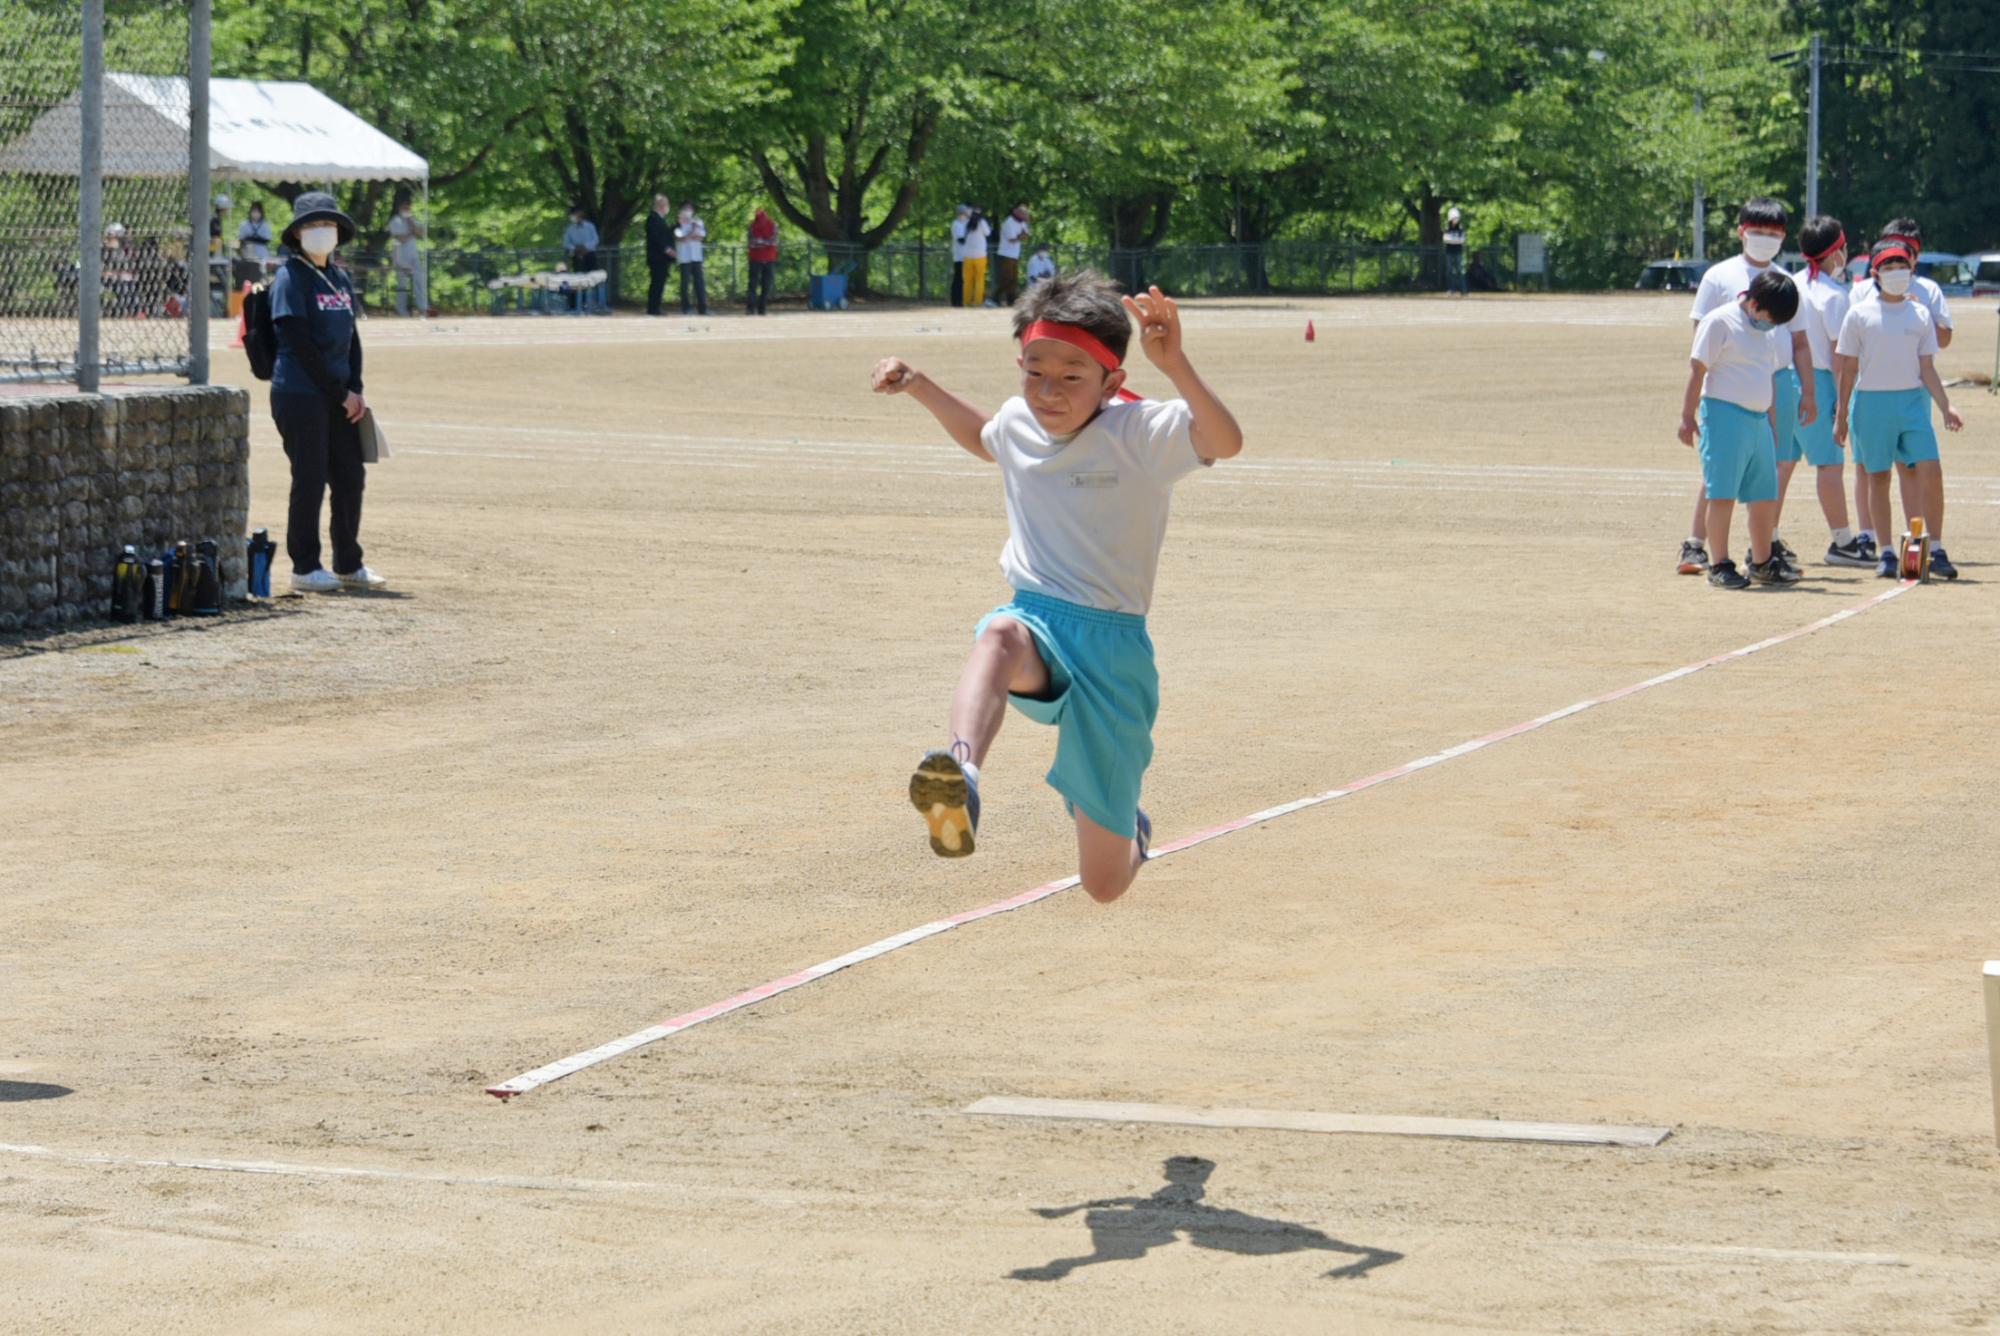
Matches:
[871,356,919,394]
[1121,285,1182,366]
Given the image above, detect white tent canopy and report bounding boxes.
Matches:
[0,73,428,182]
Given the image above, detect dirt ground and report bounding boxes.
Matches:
[4,293,1999,1334]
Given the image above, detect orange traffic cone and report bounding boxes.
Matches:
[1305,320,1315,342]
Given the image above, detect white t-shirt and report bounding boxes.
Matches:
[998,215,1029,259]
[1690,254,1804,368]
[1795,267,1848,372]
[1835,298,1937,392]
[950,218,967,262]
[962,218,990,261]
[674,216,705,263]
[1851,273,1952,329]
[1690,302,1783,412]
[980,395,1210,615]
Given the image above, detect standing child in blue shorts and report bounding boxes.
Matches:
[870,270,1243,902]
[1793,215,1870,567]
[1833,239,1964,579]
[1677,270,1804,589]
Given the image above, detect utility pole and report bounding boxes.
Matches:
[1805,34,1823,222]
[1692,89,1705,261]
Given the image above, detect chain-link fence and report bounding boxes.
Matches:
[0,0,198,385]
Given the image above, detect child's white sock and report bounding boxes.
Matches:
[962,761,980,789]
[1689,535,1705,548]
[1833,526,1853,545]
[1862,528,1877,545]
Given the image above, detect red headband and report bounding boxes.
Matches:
[1019,319,1122,373]
[1806,229,1845,280]
[1882,233,1919,251]
[1873,242,1914,270]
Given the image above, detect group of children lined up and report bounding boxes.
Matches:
[1677,199,1963,588]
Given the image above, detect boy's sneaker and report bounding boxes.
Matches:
[1135,809,1152,861]
[337,565,387,589]
[1825,536,1874,568]
[1707,559,1749,589]
[910,748,980,858]
[1771,535,1799,565]
[1747,554,1800,586]
[1877,552,1901,579]
[1676,540,1710,575]
[290,568,340,594]
[1928,547,1958,580]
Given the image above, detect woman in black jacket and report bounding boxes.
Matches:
[267,192,384,591]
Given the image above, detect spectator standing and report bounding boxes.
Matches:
[949,204,970,307]
[675,203,708,315]
[747,209,778,316]
[387,191,427,317]
[996,204,1030,305]
[961,206,993,307]
[237,201,272,263]
[1026,244,1056,286]
[563,204,598,311]
[267,191,384,593]
[1442,206,1468,297]
[644,194,674,316]
[208,193,232,314]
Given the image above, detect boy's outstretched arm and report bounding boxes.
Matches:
[1122,286,1243,460]
[872,356,994,462]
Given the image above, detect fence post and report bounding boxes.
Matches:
[77,0,104,391]
[187,0,210,384]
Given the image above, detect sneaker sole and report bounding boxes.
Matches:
[1677,560,1707,575]
[1824,554,1876,568]
[909,753,975,858]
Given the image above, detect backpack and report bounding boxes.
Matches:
[242,266,284,380]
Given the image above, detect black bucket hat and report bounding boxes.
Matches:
[282,191,356,248]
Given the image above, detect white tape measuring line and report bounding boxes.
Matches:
[487,581,1917,1100]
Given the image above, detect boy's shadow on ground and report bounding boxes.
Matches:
[1010,1156,1402,1282]
[0,1081,72,1102]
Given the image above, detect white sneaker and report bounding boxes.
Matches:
[338,565,387,589]
[291,568,341,594]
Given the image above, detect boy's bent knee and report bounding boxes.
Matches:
[978,616,1035,659]
[1081,869,1133,904]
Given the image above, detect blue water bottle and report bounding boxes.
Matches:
[247,528,274,598]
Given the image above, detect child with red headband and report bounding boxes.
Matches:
[870,270,1243,902]
[1834,239,1963,579]
[1793,215,1871,567]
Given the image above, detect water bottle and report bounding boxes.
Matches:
[145,557,166,620]
[247,528,274,598]
[111,545,144,622]
[192,540,222,615]
[169,540,194,615]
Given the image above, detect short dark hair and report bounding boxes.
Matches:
[1880,216,1921,245]
[1870,237,1915,269]
[1739,197,1788,230]
[1800,215,1844,257]
[1012,268,1131,362]
[1746,269,1799,324]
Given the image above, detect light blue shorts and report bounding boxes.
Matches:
[1849,388,1939,473]
[976,589,1157,839]
[1699,396,1779,503]
[1772,366,1803,463]
[1790,368,1842,467]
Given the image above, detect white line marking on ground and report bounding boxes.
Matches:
[0,1141,674,1195]
[486,581,1917,1100]
[1588,1243,1910,1267]
[964,1097,1671,1147]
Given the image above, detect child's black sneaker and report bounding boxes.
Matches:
[1771,535,1799,565]
[1707,559,1749,589]
[1677,540,1710,575]
[1747,553,1800,586]
[1135,809,1152,861]
[910,748,980,858]
[1825,536,1874,568]
[1928,547,1958,580]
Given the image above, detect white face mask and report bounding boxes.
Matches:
[298,225,338,257]
[1877,267,1913,296]
[1741,231,1783,264]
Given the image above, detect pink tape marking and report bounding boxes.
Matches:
[486,581,1915,1099]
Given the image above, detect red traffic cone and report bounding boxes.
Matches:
[1305,320,1315,342]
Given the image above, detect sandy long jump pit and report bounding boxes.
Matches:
[4,293,1999,1333]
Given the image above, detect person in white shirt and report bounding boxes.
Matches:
[949,204,970,307]
[1678,198,1817,578]
[1442,207,1467,296]
[996,205,1031,305]
[1791,215,1868,566]
[1676,269,1803,588]
[1026,245,1056,285]
[674,203,707,315]
[1833,239,1964,579]
[961,207,992,308]
[236,202,273,263]
[1849,217,1954,557]
[870,270,1243,903]
[386,192,427,317]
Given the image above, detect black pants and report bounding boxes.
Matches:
[570,249,596,309]
[272,392,364,576]
[647,260,671,315]
[949,262,963,307]
[747,260,775,314]
[679,261,707,314]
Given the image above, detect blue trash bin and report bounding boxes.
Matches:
[809,273,848,310]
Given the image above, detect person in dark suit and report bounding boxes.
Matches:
[644,194,674,316]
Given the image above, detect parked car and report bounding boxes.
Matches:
[1635,259,1712,292]
[1968,251,2000,297]
[1846,250,1976,296]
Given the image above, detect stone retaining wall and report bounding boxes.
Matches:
[0,387,251,632]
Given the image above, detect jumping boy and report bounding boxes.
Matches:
[870,271,1243,903]
[1677,269,1805,589]
[1679,198,1817,577]
[1793,215,1870,566]
[1849,218,1957,574]
[1833,239,1963,579]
